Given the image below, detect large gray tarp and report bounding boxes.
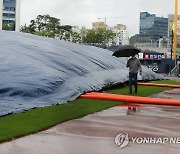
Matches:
[0,31,163,116]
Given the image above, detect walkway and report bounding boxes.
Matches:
[0,77,180,154]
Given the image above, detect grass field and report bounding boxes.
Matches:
[0,79,179,143]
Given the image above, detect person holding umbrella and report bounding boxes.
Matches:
[112,45,142,94]
[126,52,142,94]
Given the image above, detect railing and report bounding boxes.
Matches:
[170,64,180,76]
[3,10,15,14]
[2,17,15,21]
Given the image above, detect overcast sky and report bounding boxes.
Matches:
[20,0,179,36]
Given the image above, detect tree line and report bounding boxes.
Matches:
[20,14,116,46]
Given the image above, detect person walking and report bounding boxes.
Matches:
[126,52,142,94]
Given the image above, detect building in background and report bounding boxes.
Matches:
[112,24,129,45]
[92,22,107,29]
[92,22,129,46]
[139,12,168,43]
[0,0,20,31]
[136,13,180,59]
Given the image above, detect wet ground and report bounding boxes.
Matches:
[0,77,180,154]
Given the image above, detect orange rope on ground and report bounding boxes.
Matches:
[80,92,180,106]
[137,82,180,88]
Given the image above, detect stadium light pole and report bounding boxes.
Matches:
[173,0,178,65]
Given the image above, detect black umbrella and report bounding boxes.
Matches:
[112,45,141,57]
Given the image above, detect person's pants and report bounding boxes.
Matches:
[129,72,138,93]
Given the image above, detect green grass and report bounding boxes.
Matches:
[106,79,180,96]
[151,79,180,85]
[0,79,179,143]
[0,99,122,142]
[106,84,169,97]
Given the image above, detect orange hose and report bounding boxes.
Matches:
[137,82,180,88]
[80,92,180,106]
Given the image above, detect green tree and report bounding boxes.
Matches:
[20,15,82,43]
[82,28,115,46]
[20,15,115,45]
[129,34,140,45]
[60,25,72,32]
[21,15,60,36]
